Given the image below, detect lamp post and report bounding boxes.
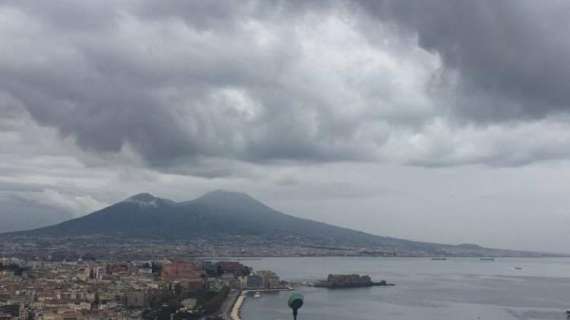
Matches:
[288,292,304,320]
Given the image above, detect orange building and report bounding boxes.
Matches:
[161,261,203,282]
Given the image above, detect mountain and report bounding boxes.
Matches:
[4,190,550,256]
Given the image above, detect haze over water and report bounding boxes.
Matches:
[240,257,570,320]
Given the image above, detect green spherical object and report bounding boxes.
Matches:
[288,292,304,310]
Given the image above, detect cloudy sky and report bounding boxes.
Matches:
[2,0,570,252]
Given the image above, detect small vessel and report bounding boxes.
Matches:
[431,257,447,261]
[514,266,523,270]
[253,292,261,298]
[480,257,495,261]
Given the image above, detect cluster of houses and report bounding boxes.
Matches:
[163,260,284,291]
[0,258,285,320]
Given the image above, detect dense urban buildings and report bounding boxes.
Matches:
[0,257,287,320]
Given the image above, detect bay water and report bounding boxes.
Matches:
[239,257,570,320]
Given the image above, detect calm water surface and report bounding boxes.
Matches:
[238,257,570,320]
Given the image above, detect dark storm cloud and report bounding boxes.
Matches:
[0,0,380,167]
[2,0,570,170]
[354,0,570,121]
[0,1,248,164]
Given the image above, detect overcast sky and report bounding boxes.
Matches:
[2,0,570,252]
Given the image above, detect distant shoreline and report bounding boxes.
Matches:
[194,254,570,259]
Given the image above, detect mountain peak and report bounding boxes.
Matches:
[193,190,267,208]
[123,193,172,207]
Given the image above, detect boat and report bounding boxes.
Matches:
[480,257,495,261]
[253,292,261,298]
[431,257,447,261]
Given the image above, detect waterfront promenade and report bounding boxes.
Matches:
[219,289,240,320]
[229,287,294,320]
[230,291,246,320]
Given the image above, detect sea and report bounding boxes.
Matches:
[238,257,570,320]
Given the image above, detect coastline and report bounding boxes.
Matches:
[230,291,245,320]
[230,287,294,320]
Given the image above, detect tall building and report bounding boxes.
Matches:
[256,271,280,288]
[246,275,263,289]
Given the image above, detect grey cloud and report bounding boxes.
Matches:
[132,0,252,30]
[0,0,402,168]
[0,0,118,31]
[354,0,570,121]
[0,181,46,193]
[2,0,570,171]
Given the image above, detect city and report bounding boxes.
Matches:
[0,257,287,320]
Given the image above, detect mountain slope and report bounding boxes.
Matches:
[6,190,547,256]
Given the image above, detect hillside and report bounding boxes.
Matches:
[5,190,549,257]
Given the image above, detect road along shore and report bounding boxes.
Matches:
[230,291,245,320]
[230,287,294,320]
